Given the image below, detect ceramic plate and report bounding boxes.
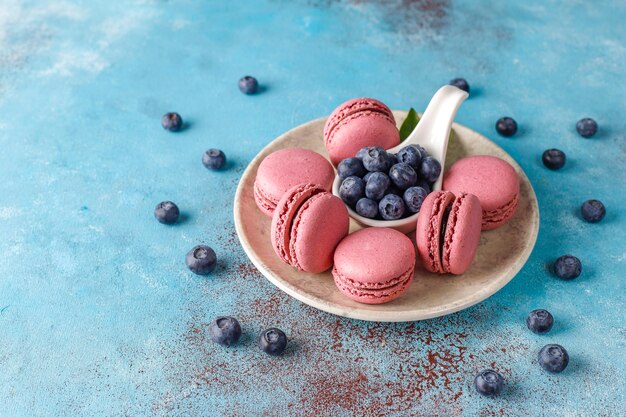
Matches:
[234,112,539,322]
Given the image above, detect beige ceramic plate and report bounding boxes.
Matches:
[234,112,539,322]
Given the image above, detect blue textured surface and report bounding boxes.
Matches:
[1,1,625,416]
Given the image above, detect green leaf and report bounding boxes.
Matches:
[399,108,420,143]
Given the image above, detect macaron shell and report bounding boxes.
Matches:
[442,193,482,274]
[332,227,415,304]
[332,227,416,284]
[270,183,325,266]
[333,265,413,305]
[254,182,278,217]
[323,98,400,166]
[482,194,519,231]
[442,155,520,231]
[415,191,455,273]
[326,111,400,165]
[289,192,349,273]
[254,148,335,216]
[323,97,394,144]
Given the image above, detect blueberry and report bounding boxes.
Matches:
[576,118,597,138]
[202,149,226,170]
[538,344,569,373]
[496,117,517,137]
[186,245,217,275]
[379,194,406,220]
[154,201,180,224]
[449,78,470,93]
[363,172,375,183]
[474,369,503,397]
[389,163,417,190]
[542,149,566,170]
[238,76,258,94]
[258,328,287,356]
[388,153,398,166]
[581,200,605,223]
[365,172,391,201]
[339,176,365,206]
[356,198,378,219]
[337,157,366,180]
[161,112,183,131]
[355,147,370,160]
[396,145,423,169]
[526,309,554,334]
[362,147,392,172]
[209,317,242,347]
[419,156,442,183]
[553,255,581,280]
[403,186,428,213]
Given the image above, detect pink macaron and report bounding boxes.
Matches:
[443,155,520,231]
[254,148,335,217]
[332,227,415,304]
[415,191,482,275]
[323,98,400,166]
[271,183,349,273]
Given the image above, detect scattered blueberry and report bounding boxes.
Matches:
[365,172,391,201]
[526,309,554,334]
[496,117,518,137]
[238,76,258,94]
[474,370,503,397]
[337,157,366,180]
[258,328,287,356]
[403,186,428,213]
[581,200,605,223]
[553,255,582,280]
[387,153,398,166]
[576,118,597,138]
[389,163,418,190]
[538,344,569,373]
[209,317,242,347]
[186,245,217,275]
[356,147,370,160]
[202,149,226,170]
[449,78,470,93]
[161,112,183,131]
[420,156,442,183]
[339,176,366,206]
[356,198,378,219]
[362,147,392,172]
[379,194,406,220]
[396,145,423,169]
[154,201,180,224]
[542,149,566,170]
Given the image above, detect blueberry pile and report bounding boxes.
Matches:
[338,145,441,220]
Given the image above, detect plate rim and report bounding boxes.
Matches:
[234,115,539,322]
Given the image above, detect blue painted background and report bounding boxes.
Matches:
[0,1,624,415]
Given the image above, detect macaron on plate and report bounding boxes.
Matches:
[234,111,539,322]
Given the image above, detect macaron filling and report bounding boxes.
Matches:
[425,192,451,272]
[442,193,466,273]
[438,205,452,260]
